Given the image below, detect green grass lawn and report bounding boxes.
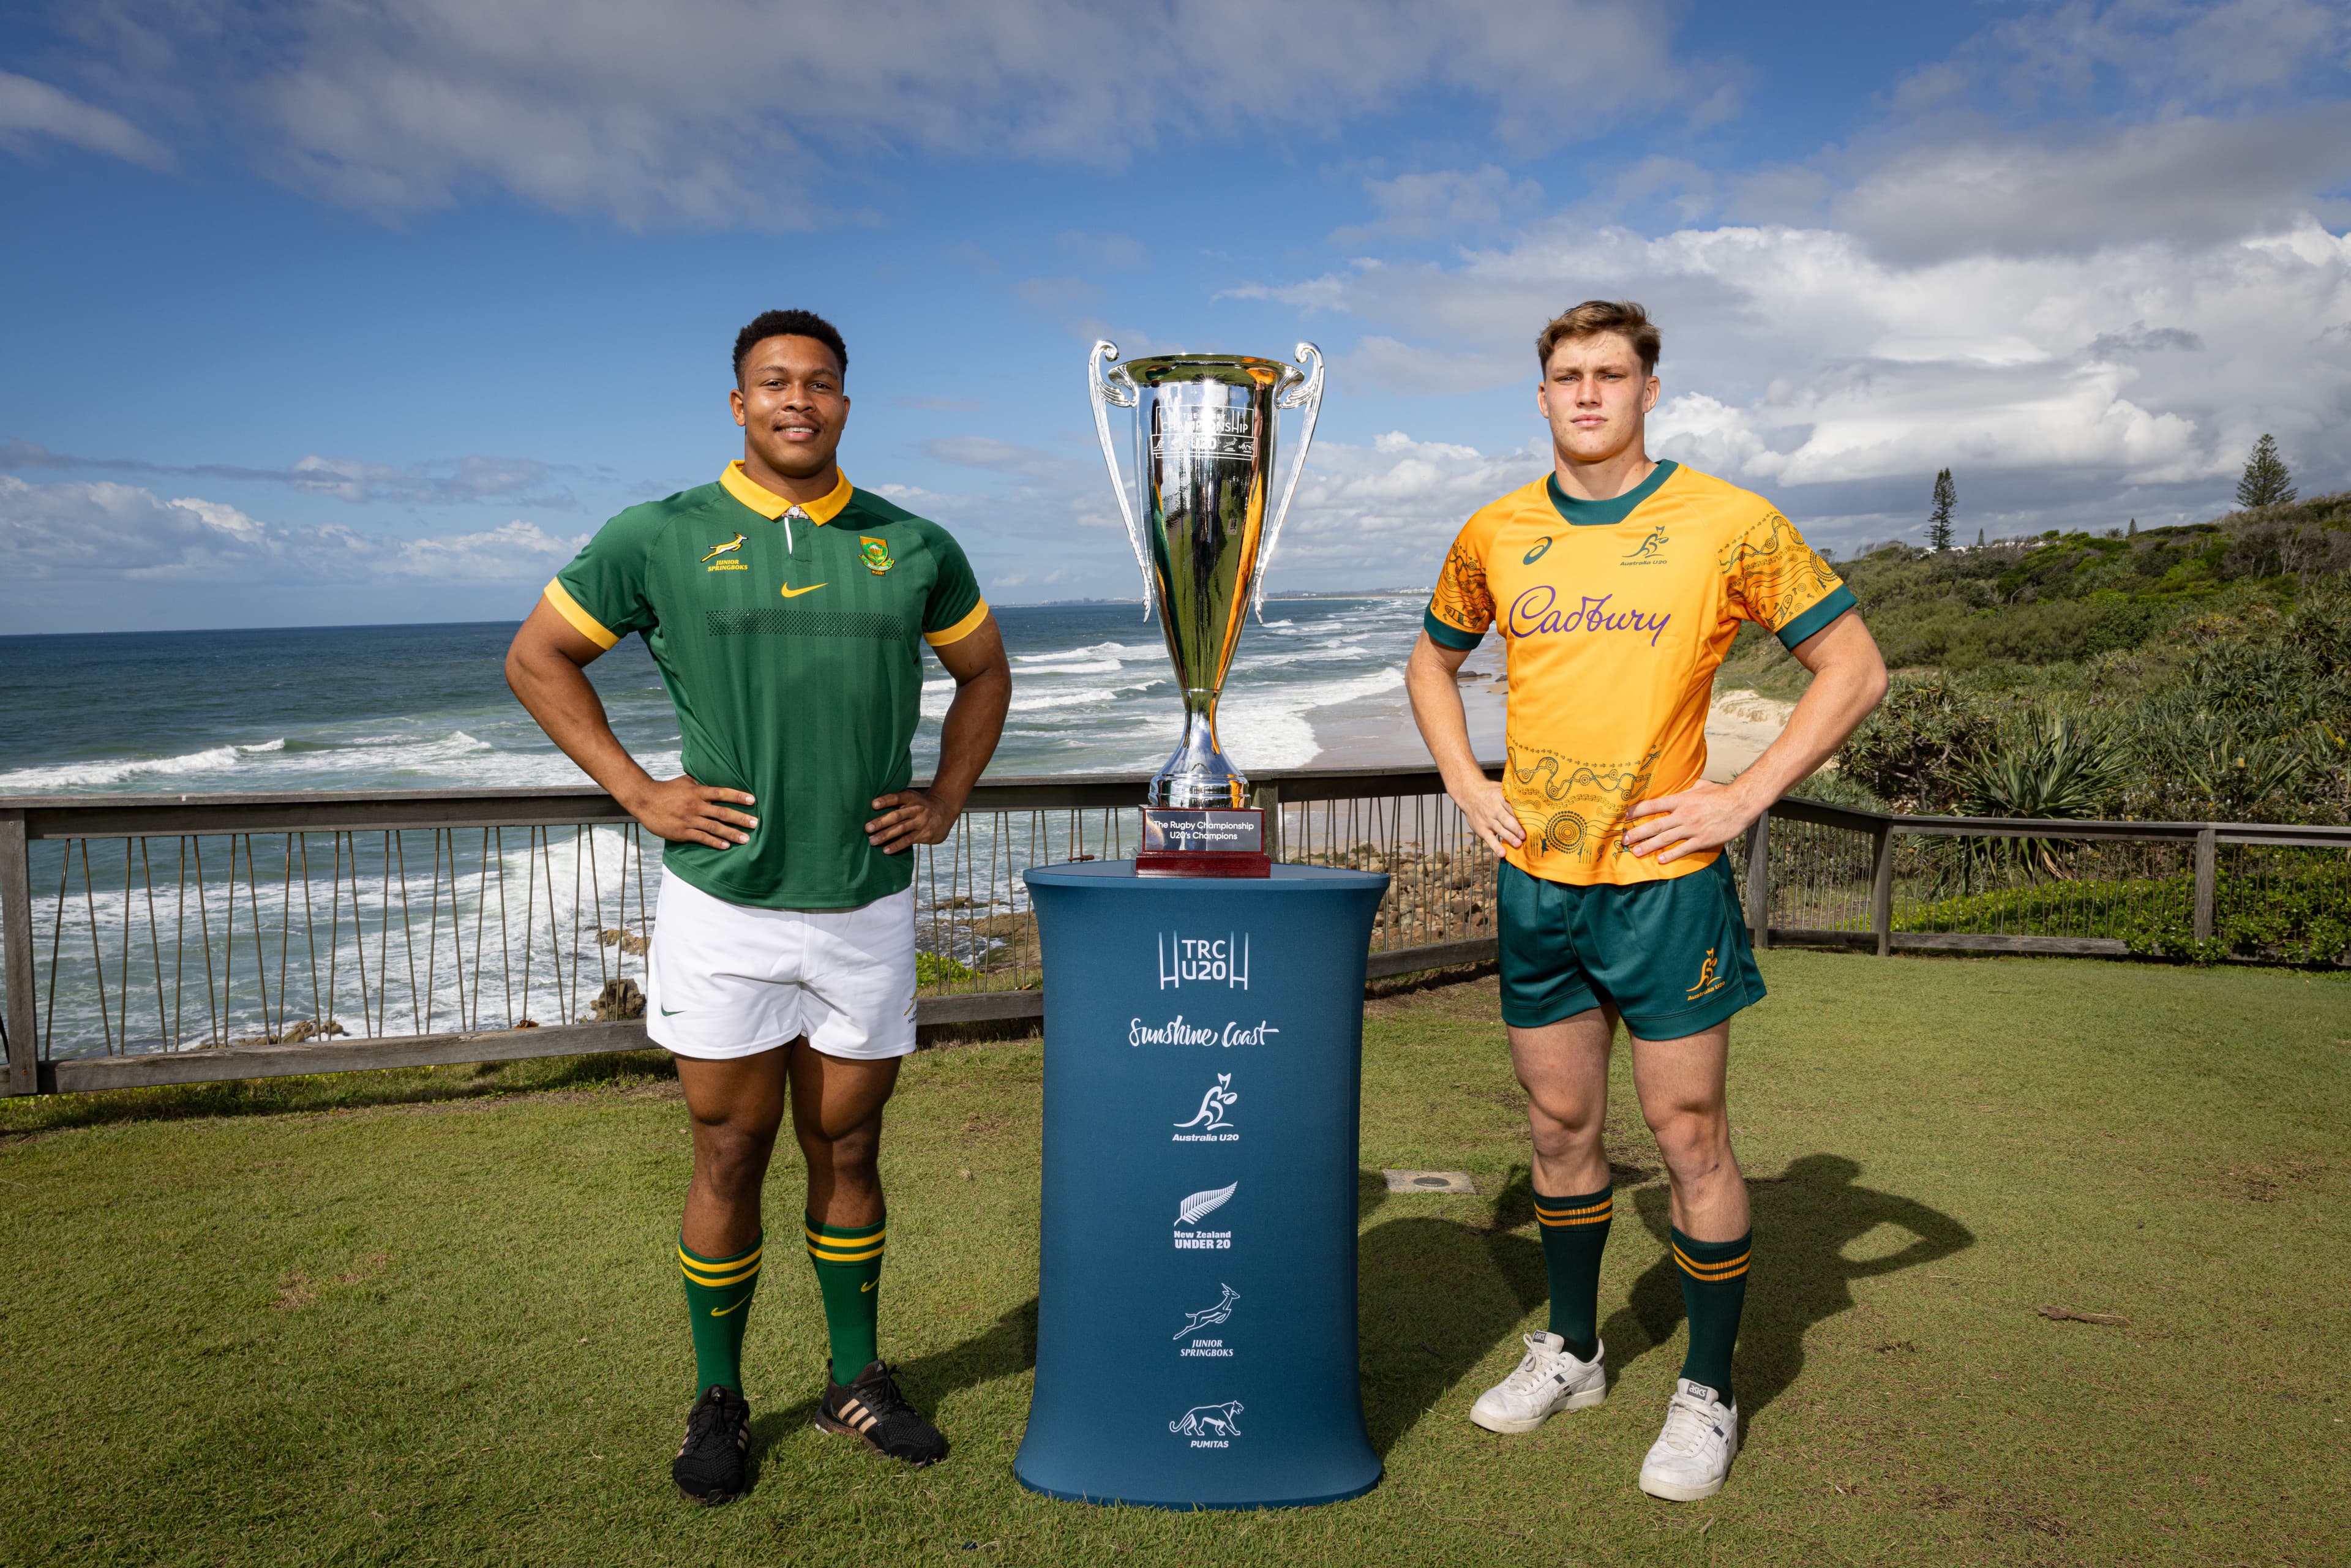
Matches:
[4,951,2348,1567]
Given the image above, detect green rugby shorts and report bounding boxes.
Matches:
[1496,853,1765,1039]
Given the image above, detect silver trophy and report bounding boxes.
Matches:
[1088,342,1324,828]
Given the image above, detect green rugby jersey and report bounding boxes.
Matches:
[545,462,989,911]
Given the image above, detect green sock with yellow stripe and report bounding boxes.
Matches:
[1534,1185,1613,1361]
[1671,1226,1751,1404]
[805,1213,886,1384]
[679,1234,763,1396]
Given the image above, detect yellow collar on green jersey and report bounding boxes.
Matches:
[720,460,852,525]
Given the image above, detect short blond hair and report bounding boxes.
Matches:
[1536,300,1660,376]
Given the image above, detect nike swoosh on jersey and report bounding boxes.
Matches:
[660,1006,684,1016]
[860,1280,877,1292]
[779,582,828,598]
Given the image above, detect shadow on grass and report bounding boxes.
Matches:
[0,1049,678,1138]
[1605,1154,1974,1415]
[746,1296,1039,1472]
[1355,1156,1972,1449]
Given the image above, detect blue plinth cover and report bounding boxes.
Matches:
[1014,860,1390,1510]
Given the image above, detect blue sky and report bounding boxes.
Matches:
[3,0,2348,632]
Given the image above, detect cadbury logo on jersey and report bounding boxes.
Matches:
[1507,585,1672,648]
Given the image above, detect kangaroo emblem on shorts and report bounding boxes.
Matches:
[1687,947,1723,1001]
[1170,1401,1244,1438]
[1173,1283,1240,1340]
[1174,1073,1237,1130]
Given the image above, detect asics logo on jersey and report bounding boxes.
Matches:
[700,533,749,564]
[1507,585,1673,647]
[1523,536,1552,564]
[779,583,828,598]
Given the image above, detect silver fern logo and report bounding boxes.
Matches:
[1177,1182,1238,1225]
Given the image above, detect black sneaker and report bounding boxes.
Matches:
[814,1360,948,1467]
[672,1384,751,1504]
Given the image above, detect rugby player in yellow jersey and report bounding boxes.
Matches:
[1407,301,1888,1501]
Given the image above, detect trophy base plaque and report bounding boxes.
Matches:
[1135,808,1270,878]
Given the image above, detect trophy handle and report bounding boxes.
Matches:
[1250,341,1324,621]
[1088,339,1155,621]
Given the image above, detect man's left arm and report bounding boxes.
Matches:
[1623,611,1889,863]
[864,615,1013,853]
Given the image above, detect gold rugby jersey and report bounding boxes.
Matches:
[1423,460,1854,887]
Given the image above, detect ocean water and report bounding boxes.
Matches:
[0,597,1436,797]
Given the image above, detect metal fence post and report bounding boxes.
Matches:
[1745,808,1771,949]
[1248,782,1282,863]
[1871,822,1895,958]
[2,809,36,1095]
[2193,826,2218,943]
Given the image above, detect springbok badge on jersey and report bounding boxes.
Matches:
[859,536,894,574]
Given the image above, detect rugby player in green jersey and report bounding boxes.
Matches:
[506,309,1011,1502]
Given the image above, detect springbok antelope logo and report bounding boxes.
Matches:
[700,532,749,566]
[1174,1073,1237,1131]
[1169,1401,1243,1438]
[1173,1283,1240,1340]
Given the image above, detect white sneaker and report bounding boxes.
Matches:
[1468,1332,1607,1434]
[1638,1378,1739,1501]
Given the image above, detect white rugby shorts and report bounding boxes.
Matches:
[643,868,918,1061]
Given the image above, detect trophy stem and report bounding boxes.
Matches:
[1146,703,1248,809]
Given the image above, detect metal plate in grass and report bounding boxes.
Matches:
[1384,1169,1476,1194]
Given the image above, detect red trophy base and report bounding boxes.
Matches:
[1134,808,1271,878]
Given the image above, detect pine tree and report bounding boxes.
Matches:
[1976,528,1985,547]
[2235,435,2297,509]
[1927,468,1956,551]
[2127,518,2137,536]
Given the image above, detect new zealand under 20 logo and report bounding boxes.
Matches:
[859,535,895,574]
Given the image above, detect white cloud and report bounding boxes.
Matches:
[0,440,582,509]
[0,71,173,169]
[1821,113,2351,263]
[1329,165,1544,245]
[0,476,586,583]
[47,0,1714,224]
[1248,217,2351,512]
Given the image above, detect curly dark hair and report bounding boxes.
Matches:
[733,309,847,384]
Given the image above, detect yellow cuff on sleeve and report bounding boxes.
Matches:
[923,598,991,648]
[542,579,619,650]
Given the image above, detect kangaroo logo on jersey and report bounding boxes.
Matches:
[859,536,894,574]
[701,532,749,571]
[1623,522,1670,566]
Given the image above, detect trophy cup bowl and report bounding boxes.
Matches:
[1089,342,1324,876]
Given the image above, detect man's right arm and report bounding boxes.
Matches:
[503,598,757,850]
[1405,632,1523,855]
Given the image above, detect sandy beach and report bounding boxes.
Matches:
[1307,643,1794,781]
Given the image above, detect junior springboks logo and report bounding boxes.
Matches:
[699,532,748,568]
[1174,1073,1238,1131]
[1174,1283,1240,1340]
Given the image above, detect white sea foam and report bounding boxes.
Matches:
[0,740,287,791]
